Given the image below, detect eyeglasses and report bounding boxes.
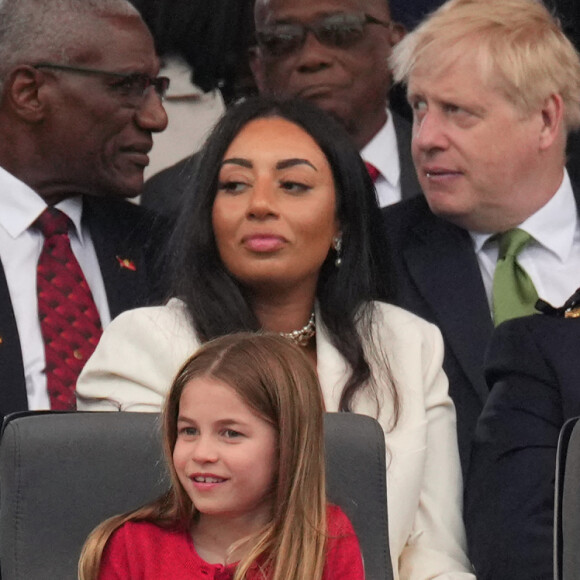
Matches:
[255,12,392,58]
[32,63,170,103]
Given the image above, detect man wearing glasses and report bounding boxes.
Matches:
[141,0,420,217]
[0,0,169,418]
[250,0,421,207]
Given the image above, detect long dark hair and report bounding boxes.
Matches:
[166,96,397,417]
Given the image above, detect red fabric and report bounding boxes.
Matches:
[35,208,102,409]
[98,505,364,579]
[364,161,381,183]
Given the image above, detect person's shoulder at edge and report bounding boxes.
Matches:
[381,192,429,220]
[141,154,200,218]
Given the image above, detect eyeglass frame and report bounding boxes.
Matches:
[255,11,393,58]
[31,63,170,103]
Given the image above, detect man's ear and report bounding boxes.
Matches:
[248,46,267,93]
[539,93,564,151]
[4,66,49,123]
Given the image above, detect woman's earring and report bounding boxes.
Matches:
[333,235,342,268]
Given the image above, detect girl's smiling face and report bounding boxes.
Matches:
[173,376,278,528]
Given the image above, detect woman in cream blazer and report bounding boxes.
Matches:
[78,299,473,579]
[78,97,474,579]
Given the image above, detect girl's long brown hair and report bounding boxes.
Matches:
[79,333,328,580]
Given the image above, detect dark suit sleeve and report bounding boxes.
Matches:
[465,317,562,580]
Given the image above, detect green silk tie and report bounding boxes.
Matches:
[492,228,539,326]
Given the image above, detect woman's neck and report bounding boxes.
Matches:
[252,296,318,363]
[251,287,315,334]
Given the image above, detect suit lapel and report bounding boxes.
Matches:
[0,261,29,415]
[83,199,151,319]
[405,214,492,403]
[392,112,421,201]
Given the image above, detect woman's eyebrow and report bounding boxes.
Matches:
[221,158,317,171]
[221,158,252,168]
[276,158,317,171]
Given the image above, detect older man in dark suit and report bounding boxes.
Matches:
[0,0,169,417]
[383,0,580,476]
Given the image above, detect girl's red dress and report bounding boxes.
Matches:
[98,504,364,579]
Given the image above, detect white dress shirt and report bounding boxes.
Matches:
[471,170,580,312]
[0,166,111,409]
[361,108,402,207]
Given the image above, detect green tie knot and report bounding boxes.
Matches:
[498,228,533,260]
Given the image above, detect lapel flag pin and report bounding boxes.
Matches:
[116,256,137,271]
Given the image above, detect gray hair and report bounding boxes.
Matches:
[0,0,140,93]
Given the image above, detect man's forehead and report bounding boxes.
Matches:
[408,44,484,90]
[408,51,506,110]
[255,0,389,24]
[69,14,158,72]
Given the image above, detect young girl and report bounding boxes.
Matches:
[78,333,364,579]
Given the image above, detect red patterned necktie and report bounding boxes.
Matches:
[365,161,381,183]
[35,208,102,409]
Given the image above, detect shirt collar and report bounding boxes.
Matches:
[360,108,400,188]
[471,169,577,261]
[0,165,85,242]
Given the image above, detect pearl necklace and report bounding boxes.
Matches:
[279,312,316,347]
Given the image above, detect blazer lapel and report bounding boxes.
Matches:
[405,215,492,403]
[315,307,350,412]
[0,262,29,415]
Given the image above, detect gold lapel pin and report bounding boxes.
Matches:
[116,256,137,271]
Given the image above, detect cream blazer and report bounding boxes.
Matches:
[77,299,475,580]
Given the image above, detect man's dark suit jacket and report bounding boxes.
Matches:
[465,312,580,580]
[382,195,492,476]
[0,197,168,419]
[140,112,420,218]
[382,181,580,476]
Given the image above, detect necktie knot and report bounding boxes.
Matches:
[35,208,70,238]
[498,228,533,260]
[364,161,381,183]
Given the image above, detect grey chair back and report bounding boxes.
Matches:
[555,416,580,580]
[324,413,392,580]
[0,411,392,579]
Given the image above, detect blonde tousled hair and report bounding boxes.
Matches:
[79,333,328,580]
[390,0,580,132]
